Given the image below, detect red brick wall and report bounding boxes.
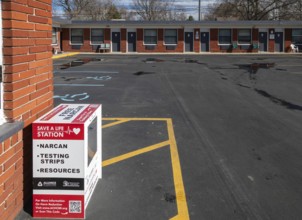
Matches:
[285,29,292,52]
[0,131,23,220]
[104,28,110,44]
[62,28,95,52]
[194,29,200,53]
[210,29,219,52]
[136,28,184,53]
[121,28,126,53]
[1,0,53,219]
[177,29,184,52]
[268,29,275,52]
[210,28,259,53]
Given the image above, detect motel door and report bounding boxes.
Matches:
[259,32,268,52]
[185,32,194,52]
[200,32,209,52]
[112,32,121,52]
[128,32,136,52]
[275,32,283,52]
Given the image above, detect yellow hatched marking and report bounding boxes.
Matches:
[102,119,131,129]
[102,140,170,167]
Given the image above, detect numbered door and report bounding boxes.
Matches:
[200,32,209,52]
[275,32,283,52]
[185,32,194,52]
[112,32,121,52]
[259,32,268,52]
[128,32,136,52]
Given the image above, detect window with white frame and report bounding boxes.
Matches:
[219,29,232,45]
[238,29,251,45]
[91,29,104,44]
[70,29,84,44]
[292,29,302,45]
[52,28,57,45]
[144,29,157,45]
[164,29,178,45]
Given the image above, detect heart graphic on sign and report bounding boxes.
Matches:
[73,128,81,135]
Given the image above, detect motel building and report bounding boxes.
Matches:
[52,18,302,54]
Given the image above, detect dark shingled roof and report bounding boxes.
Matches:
[52,17,302,28]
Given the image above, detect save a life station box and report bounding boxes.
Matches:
[32,104,102,219]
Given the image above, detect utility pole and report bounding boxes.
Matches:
[199,0,201,21]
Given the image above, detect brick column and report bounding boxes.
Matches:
[121,28,127,53]
[268,28,275,52]
[284,29,292,52]
[210,29,219,52]
[194,29,200,53]
[1,1,53,219]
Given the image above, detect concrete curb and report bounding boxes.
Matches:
[56,52,302,56]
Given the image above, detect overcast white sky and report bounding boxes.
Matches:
[117,0,216,19]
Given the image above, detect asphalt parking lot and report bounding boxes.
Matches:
[21,54,302,219]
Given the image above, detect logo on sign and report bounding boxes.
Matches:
[63,181,81,188]
[37,181,57,187]
[73,128,81,135]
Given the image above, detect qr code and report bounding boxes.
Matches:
[69,200,81,213]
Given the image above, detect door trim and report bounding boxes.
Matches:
[111,31,121,52]
[200,32,210,52]
[184,31,194,53]
[127,31,137,53]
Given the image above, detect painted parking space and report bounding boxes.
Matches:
[100,117,189,220]
[49,54,302,219]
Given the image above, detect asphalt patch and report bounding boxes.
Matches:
[255,89,302,111]
[144,58,164,63]
[236,63,275,74]
[184,59,198,63]
[60,58,103,70]
[134,71,155,76]
[164,193,176,203]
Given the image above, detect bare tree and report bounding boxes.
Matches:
[132,0,185,21]
[53,0,92,19]
[285,0,302,20]
[206,0,298,20]
[84,0,114,20]
[53,0,126,20]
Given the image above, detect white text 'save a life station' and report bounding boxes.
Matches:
[32,104,102,219]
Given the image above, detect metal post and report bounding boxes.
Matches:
[199,0,201,21]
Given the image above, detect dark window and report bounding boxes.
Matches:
[91,29,104,44]
[164,29,177,45]
[144,29,157,45]
[292,29,302,44]
[219,29,232,45]
[52,28,57,45]
[71,29,83,44]
[238,29,251,44]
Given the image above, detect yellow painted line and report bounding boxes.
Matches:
[52,52,80,59]
[102,140,170,167]
[102,119,131,129]
[101,117,189,219]
[103,117,170,121]
[167,119,190,220]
